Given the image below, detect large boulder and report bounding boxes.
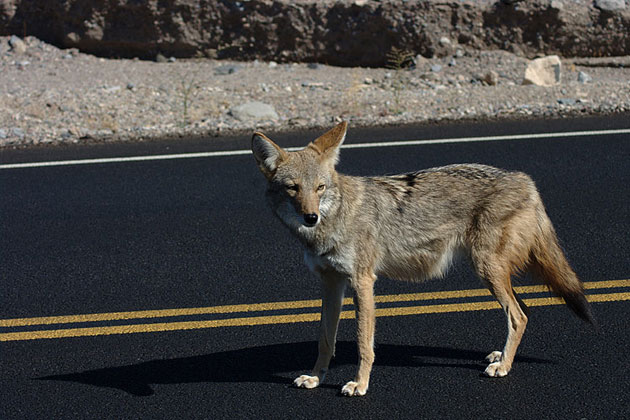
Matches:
[523,55,562,86]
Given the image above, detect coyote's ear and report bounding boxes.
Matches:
[310,121,347,165]
[252,132,288,179]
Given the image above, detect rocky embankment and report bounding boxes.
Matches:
[0,0,629,147]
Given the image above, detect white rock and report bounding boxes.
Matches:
[523,55,562,86]
[11,127,25,138]
[594,0,625,11]
[9,35,27,54]
[439,37,452,47]
[229,102,279,121]
[103,85,121,93]
[577,71,592,83]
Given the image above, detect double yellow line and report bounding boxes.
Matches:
[1,280,628,342]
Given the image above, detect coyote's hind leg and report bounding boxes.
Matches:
[481,269,529,377]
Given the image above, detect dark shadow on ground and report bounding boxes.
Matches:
[36,341,553,396]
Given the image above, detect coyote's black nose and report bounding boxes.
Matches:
[304,213,318,226]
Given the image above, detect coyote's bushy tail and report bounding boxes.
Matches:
[529,210,597,327]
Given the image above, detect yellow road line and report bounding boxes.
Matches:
[1,279,628,328]
[0,299,324,327]
[1,291,628,342]
[373,292,630,318]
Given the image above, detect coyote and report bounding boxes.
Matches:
[251,122,595,396]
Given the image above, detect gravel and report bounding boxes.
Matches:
[1,35,629,148]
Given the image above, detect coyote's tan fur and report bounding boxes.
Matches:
[251,122,595,396]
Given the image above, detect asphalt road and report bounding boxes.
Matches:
[1,115,629,419]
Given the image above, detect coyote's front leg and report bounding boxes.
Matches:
[294,271,346,389]
[341,271,376,397]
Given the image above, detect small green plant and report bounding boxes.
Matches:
[386,46,415,71]
[341,69,365,118]
[178,73,200,128]
[385,47,414,115]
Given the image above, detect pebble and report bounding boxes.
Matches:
[215,64,240,75]
[9,36,27,54]
[431,64,442,73]
[483,71,499,86]
[439,37,452,47]
[11,127,25,139]
[414,54,427,67]
[558,98,577,106]
[301,81,325,88]
[594,0,626,10]
[578,71,592,83]
[229,101,279,121]
[96,129,114,137]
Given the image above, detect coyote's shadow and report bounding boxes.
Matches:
[37,341,552,396]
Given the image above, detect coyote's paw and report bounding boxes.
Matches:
[484,361,510,378]
[484,351,510,377]
[293,374,320,389]
[485,351,502,363]
[341,380,368,397]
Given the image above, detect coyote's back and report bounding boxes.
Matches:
[251,122,595,396]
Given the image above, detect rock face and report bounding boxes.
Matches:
[1,0,629,67]
[523,55,562,86]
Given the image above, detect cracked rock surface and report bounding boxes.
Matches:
[1,0,629,65]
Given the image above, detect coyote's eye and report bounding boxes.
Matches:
[285,184,299,193]
[317,184,326,192]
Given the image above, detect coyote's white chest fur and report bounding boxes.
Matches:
[304,247,356,275]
